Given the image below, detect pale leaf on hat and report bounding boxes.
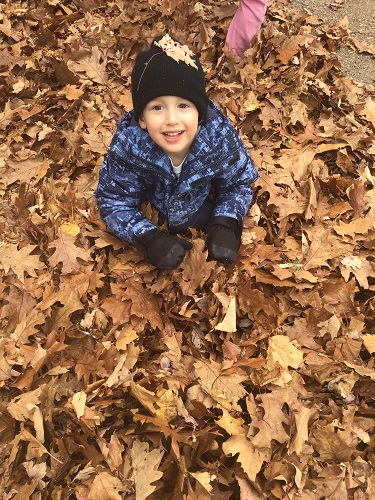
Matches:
[154,34,198,70]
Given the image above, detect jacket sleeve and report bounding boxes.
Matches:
[94,152,157,244]
[212,140,259,224]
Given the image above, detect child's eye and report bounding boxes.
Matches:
[178,103,190,109]
[152,104,163,111]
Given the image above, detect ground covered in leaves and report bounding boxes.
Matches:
[1,0,375,498]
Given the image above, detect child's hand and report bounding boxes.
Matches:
[206,216,241,264]
[137,229,193,270]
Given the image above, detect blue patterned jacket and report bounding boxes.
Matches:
[94,100,259,244]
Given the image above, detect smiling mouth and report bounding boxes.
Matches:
[163,131,184,137]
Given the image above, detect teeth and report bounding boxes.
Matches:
[164,132,182,137]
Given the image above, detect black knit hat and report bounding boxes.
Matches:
[131,34,209,122]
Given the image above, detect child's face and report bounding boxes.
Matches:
[139,95,199,166]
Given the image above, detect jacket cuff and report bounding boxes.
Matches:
[208,216,242,238]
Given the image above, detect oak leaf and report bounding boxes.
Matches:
[194,360,247,411]
[302,226,353,270]
[5,156,50,185]
[0,243,43,280]
[222,435,269,482]
[189,471,215,494]
[154,34,198,69]
[179,239,216,295]
[339,255,375,288]
[48,231,92,274]
[50,290,84,330]
[121,280,164,330]
[88,471,125,500]
[216,409,246,436]
[68,46,108,85]
[333,214,375,238]
[130,440,163,500]
[310,423,356,462]
[82,128,113,155]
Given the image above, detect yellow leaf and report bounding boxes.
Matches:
[155,388,178,422]
[60,222,80,236]
[216,409,246,436]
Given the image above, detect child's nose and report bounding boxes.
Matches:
[166,108,178,124]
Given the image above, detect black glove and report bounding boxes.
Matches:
[206,216,242,264]
[136,229,193,270]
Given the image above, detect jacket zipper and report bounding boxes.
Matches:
[128,151,176,183]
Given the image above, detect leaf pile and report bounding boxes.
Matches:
[1,0,375,498]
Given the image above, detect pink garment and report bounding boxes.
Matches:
[226,0,267,57]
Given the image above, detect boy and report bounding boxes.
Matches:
[95,34,259,270]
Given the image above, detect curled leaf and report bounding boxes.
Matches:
[154,34,198,69]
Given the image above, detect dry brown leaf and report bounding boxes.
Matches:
[223,435,270,482]
[194,360,247,411]
[88,471,125,500]
[154,34,198,69]
[130,440,163,500]
[0,243,42,280]
[48,231,92,274]
[68,46,108,85]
